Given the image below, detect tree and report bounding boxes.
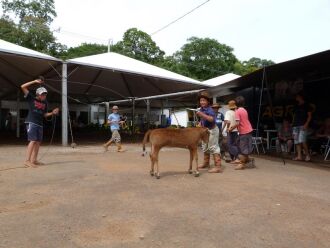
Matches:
[0,0,65,56]
[234,57,276,75]
[111,28,165,65]
[173,37,238,80]
[0,16,21,44]
[2,0,56,24]
[243,57,275,68]
[61,43,108,60]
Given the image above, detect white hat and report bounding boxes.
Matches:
[36,87,48,95]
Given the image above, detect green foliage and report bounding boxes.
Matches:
[171,37,238,80]
[2,0,56,24]
[234,57,276,75]
[111,28,165,64]
[0,16,21,44]
[0,0,64,56]
[60,43,107,60]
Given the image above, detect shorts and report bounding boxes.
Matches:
[26,123,43,142]
[202,126,221,155]
[110,129,121,143]
[293,126,307,144]
[238,132,253,155]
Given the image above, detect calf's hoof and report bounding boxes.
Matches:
[188,170,193,174]
[194,171,200,177]
[150,171,154,176]
[156,174,160,179]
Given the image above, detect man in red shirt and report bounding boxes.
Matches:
[228,96,253,170]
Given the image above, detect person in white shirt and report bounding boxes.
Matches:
[224,100,239,163]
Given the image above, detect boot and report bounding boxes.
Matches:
[198,153,210,169]
[208,154,222,173]
[116,143,126,152]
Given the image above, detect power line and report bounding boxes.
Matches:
[151,0,211,36]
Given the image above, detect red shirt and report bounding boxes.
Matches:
[235,107,253,135]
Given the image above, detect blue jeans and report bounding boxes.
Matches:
[228,131,239,159]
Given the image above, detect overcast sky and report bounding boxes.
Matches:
[52,0,330,63]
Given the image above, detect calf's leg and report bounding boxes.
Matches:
[188,147,193,174]
[193,147,200,177]
[153,146,161,179]
[149,144,155,176]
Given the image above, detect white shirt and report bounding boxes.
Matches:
[225,109,238,132]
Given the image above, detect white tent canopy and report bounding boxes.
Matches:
[68,52,200,85]
[0,39,60,61]
[202,73,240,87]
[0,40,206,145]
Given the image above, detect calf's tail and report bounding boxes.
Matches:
[142,130,152,156]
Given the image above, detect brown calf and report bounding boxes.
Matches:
[142,127,209,179]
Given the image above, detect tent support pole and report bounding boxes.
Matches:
[132,98,135,135]
[16,90,20,138]
[105,102,110,124]
[146,99,150,130]
[62,62,68,146]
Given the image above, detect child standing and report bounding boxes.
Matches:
[21,78,59,167]
[103,105,125,152]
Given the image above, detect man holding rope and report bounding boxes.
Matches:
[21,78,59,168]
[197,91,222,173]
[103,105,126,152]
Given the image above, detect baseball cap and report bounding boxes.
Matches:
[36,87,48,95]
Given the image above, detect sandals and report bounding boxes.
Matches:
[293,156,311,162]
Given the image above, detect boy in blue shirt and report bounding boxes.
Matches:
[103,105,125,152]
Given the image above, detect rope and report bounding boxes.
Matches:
[38,114,58,161]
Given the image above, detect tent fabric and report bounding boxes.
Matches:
[202,73,240,87]
[0,40,205,104]
[55,52,206,104]
[0,39,60,61]
[68,52,201,85]
[0,39,62,101]
[208,49,330,97]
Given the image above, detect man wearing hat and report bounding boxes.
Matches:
[225,100,239,163]
[103,105,125,152]
[197,91,222,173]
[21,78,59,167]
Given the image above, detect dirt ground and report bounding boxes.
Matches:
[0,143,329,248]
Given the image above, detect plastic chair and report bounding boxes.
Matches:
[324,137,330,161]
[252,136,266,155]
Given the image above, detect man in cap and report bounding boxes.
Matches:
[103,105,125,152]
[21,78,59,167]
[197,91,222,173]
